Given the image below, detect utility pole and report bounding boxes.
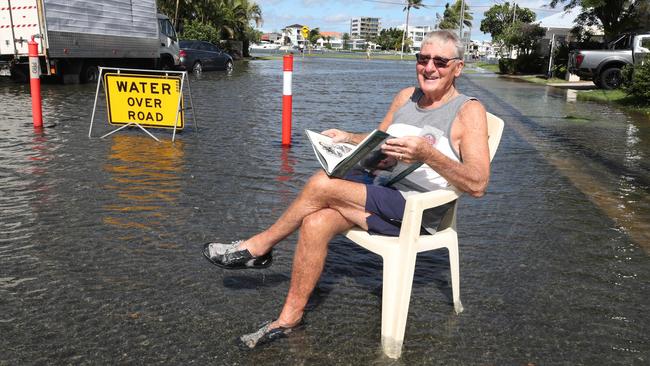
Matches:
[400,4,411,60]
[459,0,465,42]
[174,0,181,28]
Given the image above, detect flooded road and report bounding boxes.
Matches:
[1,58,648,365]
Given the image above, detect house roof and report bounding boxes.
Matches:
[536,6,603,35]
[536,7,582,29]
[319,31,342,38]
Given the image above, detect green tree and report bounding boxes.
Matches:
[501,22,546,55]
[548,0,645,42]
[157,0,263,57]
[342,32,351,50]
[324,35,332,49]
[401,0,424,58]
[308,28,321,46]
[438,0,473,30]
[376,28,404,51]
[181,19,221,44]
[480,3,536,41]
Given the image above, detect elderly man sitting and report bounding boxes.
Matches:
[203,30,490,348]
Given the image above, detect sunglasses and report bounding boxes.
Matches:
[415,53,462,68]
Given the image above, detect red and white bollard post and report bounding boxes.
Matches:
[28,36,43,128]
[281,53,293,146]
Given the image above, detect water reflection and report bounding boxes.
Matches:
[102,135,184,235]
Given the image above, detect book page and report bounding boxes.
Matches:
[305,130,356,173]
[347,148,422,186]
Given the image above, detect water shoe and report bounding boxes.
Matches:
[239,319,304,349]
[202,241,273,270]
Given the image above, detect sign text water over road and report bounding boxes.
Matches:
[104,73,184,129]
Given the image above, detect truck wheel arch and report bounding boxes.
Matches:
[595,59,629,78]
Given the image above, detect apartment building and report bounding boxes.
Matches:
[401,25,434,52]
[350,17,381,39]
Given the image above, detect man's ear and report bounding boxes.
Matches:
[454,61,464,77]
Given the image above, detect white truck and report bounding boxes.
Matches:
[568,33,650,89]
[0,0,180,83]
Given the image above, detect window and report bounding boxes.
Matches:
[159,19,177,40]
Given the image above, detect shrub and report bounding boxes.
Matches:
[622,61,650,103]
[498,54,545,74]
[498,58,516,74]
[515,53,545,74]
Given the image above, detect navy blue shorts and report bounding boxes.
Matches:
[364,184,406,236]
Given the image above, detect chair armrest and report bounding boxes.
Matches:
[398,187,462,243]
[404,187,461,213]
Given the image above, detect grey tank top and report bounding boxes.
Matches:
[388,88,475,234]
[389,88,475,195]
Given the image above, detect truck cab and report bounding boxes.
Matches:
[157,14,180,70]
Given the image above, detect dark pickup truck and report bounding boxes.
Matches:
[568,33,650,89]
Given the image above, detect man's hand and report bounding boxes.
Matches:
[381,136,432,164]
[321,129,352,143]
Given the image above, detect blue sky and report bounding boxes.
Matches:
[255,0,568,42]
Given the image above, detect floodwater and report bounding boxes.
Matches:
[1,58,648,365]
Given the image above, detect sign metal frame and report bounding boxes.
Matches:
[88,67,197,142]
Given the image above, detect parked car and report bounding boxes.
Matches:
[178,40,233,73]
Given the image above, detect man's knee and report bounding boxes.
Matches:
[302,210,331,231]
[305,170,335,193]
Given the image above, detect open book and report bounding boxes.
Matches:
[305,129,422,186]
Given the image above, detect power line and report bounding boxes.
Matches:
[358,0,565,12]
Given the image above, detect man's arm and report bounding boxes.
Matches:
[382,101,490,197]
[322,87,415,145]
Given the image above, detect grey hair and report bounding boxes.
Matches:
[421,30,464,59]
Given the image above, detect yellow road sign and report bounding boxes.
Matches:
[301,26,309,38]
[103,73,184,130]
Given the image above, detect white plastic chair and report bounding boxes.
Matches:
[344,112,504,358]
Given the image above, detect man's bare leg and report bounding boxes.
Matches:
[239,171,369,257]
[274,208,355,328]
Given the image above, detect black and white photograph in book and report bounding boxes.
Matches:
[305,129,422,186]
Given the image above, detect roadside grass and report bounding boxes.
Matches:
[578,89,650,115]
[475,62,499,73]
[520,75,567,84]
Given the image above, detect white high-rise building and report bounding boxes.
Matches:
[350,17,381,39]
[400,25,434,52]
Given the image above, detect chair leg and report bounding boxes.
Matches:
[380,250,417,359]
[447,240,463,314]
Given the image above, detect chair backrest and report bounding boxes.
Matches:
[486,112,505,162]
[436,112,504,232]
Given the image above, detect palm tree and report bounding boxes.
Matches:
[342,32,350,50]
[400,0,424,59]
[438,1,472,31]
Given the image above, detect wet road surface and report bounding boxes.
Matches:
[1,58,648,365]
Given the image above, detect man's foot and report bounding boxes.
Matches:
[239,319,303,349]
[202,241,273,270]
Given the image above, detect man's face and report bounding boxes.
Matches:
[416,41,463,96]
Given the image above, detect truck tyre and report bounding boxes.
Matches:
[80,64,99,84]
[9,64,28,83]
[192,61,202,74]
[159,57,174,70]
[599,67,623,90]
